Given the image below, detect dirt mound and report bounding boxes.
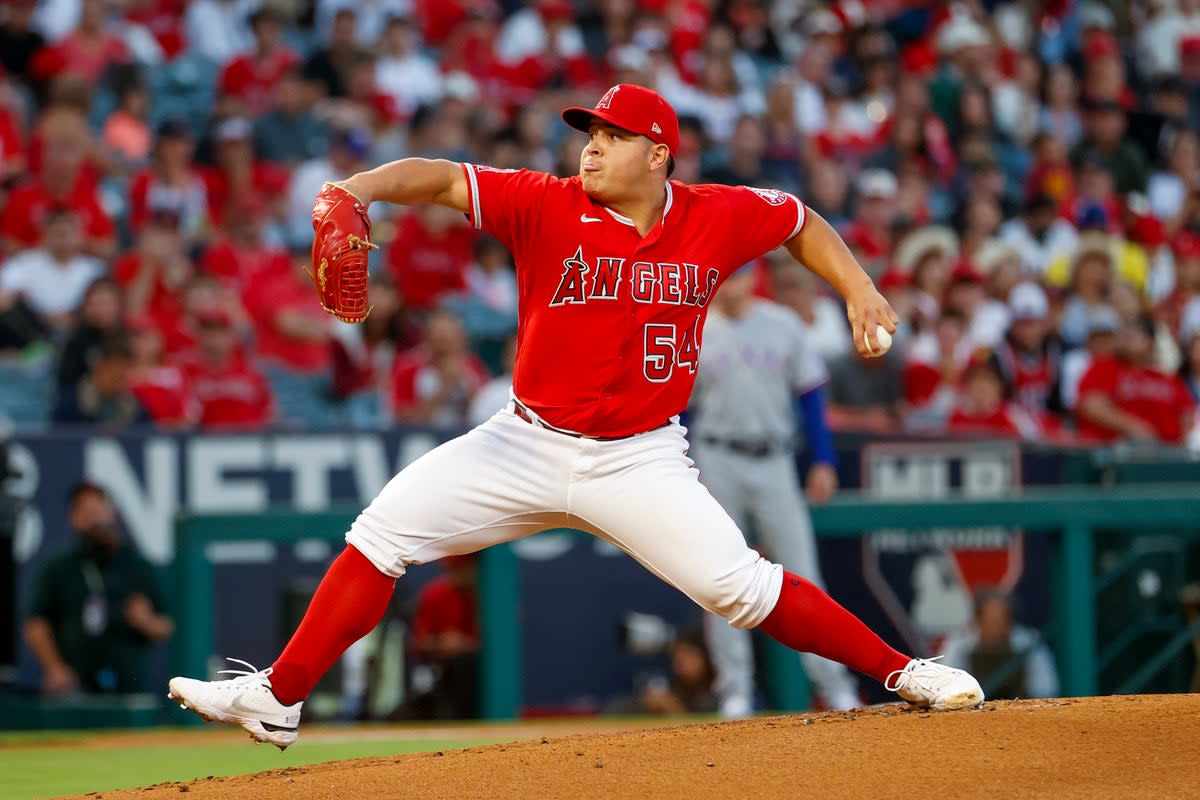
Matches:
[72,695,1200,800]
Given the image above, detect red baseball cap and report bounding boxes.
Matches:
[562,84,680,154]
[1174,231,1200,260]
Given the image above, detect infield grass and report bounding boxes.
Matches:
[0,730,508,800]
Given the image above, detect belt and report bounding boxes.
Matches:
[511,402,668,441]
[699,436,790,458]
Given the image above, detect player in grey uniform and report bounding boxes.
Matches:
[690,264,861,716]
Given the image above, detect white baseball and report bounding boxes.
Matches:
[866,325,892,354]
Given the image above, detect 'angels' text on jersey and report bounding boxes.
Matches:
[548,247,721,308]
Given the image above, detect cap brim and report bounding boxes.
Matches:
[562,107,637,137]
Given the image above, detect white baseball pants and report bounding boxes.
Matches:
[346,406,784,630]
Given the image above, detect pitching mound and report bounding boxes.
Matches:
[77,695,1198,800]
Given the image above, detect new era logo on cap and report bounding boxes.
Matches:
[561,84,680,154]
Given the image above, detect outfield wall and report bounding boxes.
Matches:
[4,427,1196,714]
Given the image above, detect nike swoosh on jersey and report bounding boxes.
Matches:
[580,214,603,223]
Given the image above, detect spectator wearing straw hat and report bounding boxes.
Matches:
[892,225,959,332]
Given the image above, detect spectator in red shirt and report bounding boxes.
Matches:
[127,312,192,427]
[401,554,479,720]
[30,0,130,83]
[179,307,275,430]
[415,0,495,47]
[124,0,188,61]
[142,273,244,357]
[1076,314,1195,444]
[391,310,488,426]
[948,351,1042,440]
[126,119,210,245]
[217,7,299,118]
[996,283,1062,419]
[904,308,968,422]
[842,168,899,276]
[386,204,477,311]
[494,0,596,104]
[0,103,26,190]
[244,252,332,375]
[115,209,194,325]
[203,117,290,228]
[0,132,116,258]
[1023,131,1076,209]
[200,196,291,296]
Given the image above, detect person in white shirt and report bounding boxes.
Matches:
[1147,129,1199,228]
[0,210,104,335]
[373,15,443,118]
[997,194,1078,277]
[183,0,256,66]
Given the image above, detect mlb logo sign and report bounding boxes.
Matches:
[859,442,1025,653]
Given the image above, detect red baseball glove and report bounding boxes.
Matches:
[310,182,378,323]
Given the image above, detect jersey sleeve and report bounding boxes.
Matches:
[1077,357,1118,400]
[460,165,555,258]
[718,185,807,272]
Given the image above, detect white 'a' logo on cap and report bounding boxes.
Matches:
[596,85,620,110]
[652,123,662,134]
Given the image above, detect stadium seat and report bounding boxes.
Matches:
[0,357,53,428]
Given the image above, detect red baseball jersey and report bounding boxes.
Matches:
[1076,356,1195,443]
[461,165,806,436]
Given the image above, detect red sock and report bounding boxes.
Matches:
[269,545,395,705]
[758,571,910,684]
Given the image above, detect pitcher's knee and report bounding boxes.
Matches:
[698,557,783,629]
[345,522,408,579]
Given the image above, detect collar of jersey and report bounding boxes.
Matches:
[602,182,674,228]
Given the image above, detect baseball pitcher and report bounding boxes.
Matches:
[168,85,982,748]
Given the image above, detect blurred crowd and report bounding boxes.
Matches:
[0,0,1198,447]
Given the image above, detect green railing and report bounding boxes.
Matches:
[173,483,1200,720]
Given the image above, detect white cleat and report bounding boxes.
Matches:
[167,658,302,750]
[885,656,985,711]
